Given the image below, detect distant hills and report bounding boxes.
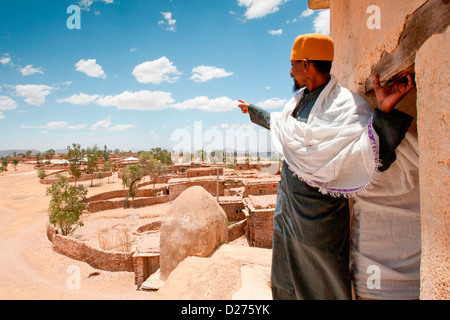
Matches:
[0,149,67,157]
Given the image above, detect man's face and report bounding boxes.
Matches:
[290,60,306,92]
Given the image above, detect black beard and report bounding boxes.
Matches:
[292,82,302,93]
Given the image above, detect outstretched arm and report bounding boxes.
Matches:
[237,99,271,130]
[237,99,250,114]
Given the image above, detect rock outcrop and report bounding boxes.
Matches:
[159,186,228,280]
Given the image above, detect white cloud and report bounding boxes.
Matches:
[0,96,18,111]
[75,59,107,79]
[21,121,69,130]
[313,9,330,35]
[15,84,54,106]
[46,121,69,129]
[90,116,136,132]
[78,0,113,11]
[95,90,175,111]
[268,29,283,36]
[91,117,112,131]
[256,98,288,110]
[0,56,11,65]
[0,112,4,119]
[301,8,314,17]
[132,57,181,84]
[237,0,289,20]
[172,96,236,112]
[20,65,44,76]
[109,124,138,132]
[57,93,100,105]
[78,0,93,10]
[189,65,233,83]
[158,11,176,32]
[68,124,87,130]
[129,47,138,53]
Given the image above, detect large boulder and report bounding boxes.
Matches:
[159,186,228,280]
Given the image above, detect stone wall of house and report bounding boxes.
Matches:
[86,195,171,213]
[168,179,225,201]
[330,0,424,129]
[244,208,274,249]
[186,167,223,178]
[243,180,279,197]
[219,199,246,222]
[46,223,134,272]
[325,0,449,299]
[415,28,450,300]
[86,186,167,202]
[39,172,113,185]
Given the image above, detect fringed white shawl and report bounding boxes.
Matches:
[270,75,380,197]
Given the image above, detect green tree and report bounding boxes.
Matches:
[150,147,173,166]
[44,149,55,161]
[121,164,144,209]
[0,166,7,175]
[1,157,9,168]
[140,153,169,187]
[12,158,19,171]
[85,145,100,187]
[103,160,113,183]
[66,143,84,187]
[46,176,87,236]
[102,145,111,162]
[35,153,43,167]
[196,149,207,162]
[37,167,47,179]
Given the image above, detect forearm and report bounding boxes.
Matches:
[373,108,413,172]
[248,104,271,130]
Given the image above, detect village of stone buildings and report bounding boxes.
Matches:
[1,145,281,292]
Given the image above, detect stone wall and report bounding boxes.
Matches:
[243,180,279,197]
[244,195,277,249]
[415,28,450,300]
[46,223,134,272]
[40,172,113,185]
[168,178,225,201]
[133,253,160,288]
[86,186,167,202]
[186,167,223,178]
[87,195,170,213]
[330,0,424,129]
[244,207,274,249]
[219,199,246,222]
[326,0,449,299]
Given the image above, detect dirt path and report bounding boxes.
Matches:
[0,164,152,300]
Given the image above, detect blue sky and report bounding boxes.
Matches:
[0,0,329,153]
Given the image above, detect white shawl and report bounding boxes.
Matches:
[270,75,380,197]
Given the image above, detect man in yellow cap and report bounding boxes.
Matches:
[237,33,414,300]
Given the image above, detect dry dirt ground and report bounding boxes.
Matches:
[0,164,272,300]
[0,164,162,300]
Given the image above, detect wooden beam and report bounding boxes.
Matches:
[308,0,330,10]
[365,0,450,93]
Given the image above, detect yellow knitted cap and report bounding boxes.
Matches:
[291,33,334,61]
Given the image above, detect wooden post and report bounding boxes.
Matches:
[365,0,450,93]
[217,168,219,202]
